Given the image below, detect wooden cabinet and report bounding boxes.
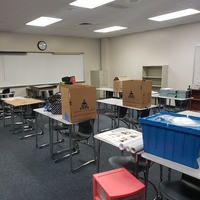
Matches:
[142,65,168,92]
[190,89,200,111]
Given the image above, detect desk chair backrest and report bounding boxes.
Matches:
[2,88,10,94]
[118,107,128,118]
[158,98,167,108]
[181,174,200,191]
[78,119,95,137]
[138,108,150,118]
[175,100,188,110]
[159,173,200,200]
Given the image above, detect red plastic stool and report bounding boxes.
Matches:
[93,168,145,200]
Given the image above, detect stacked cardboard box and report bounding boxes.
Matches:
[122,80,152,108]
[113,76,132,92]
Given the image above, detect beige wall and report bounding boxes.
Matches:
[0,32,101,96]
[101,22,200,90]
[2,21,200,96]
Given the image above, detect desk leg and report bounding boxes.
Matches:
[168,168,171,181]
[2,101,6,127]
[96,140,101,173]
[49,118,54,159]
[135,154,139,179]
[144,159,149,200]
[11,106,14,132]
[97,102,100,132]
[117,106,120,128]
[21,106,24,133]
[35,112,39,148]
[69,125,73,174]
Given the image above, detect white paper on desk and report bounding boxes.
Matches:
[119,135,143,153]
[5,96,25,101]
[129,142,143,153]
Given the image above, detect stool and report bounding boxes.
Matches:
[93,168,145,200]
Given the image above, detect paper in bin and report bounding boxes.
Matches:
[119,135,143,153]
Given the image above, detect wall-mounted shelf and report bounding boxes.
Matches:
[142,65,168,92]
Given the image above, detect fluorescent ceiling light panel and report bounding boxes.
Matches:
[70,0,115,9]
[26,17,62,27]
[94,26,127,33]
[148,8,200,22]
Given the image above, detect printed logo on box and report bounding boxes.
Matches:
[80,99,89,110]
[128,90,135,98]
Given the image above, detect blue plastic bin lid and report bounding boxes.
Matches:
[139,111,200,136]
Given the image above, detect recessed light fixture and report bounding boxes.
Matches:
[148,8,200,22]
[26,16,62,27]
[70,0,115,9]
[94,26,127,33]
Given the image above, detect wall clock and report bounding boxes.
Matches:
[37,41,47,51]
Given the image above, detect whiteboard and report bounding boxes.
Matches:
[193,45,200,84]
[0,52,84,87]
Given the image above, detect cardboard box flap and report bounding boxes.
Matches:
[113,76,131,81]
[113,76,132,92]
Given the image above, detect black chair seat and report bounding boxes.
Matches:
[159,174,200,200]
[61,131,91,141]
[108,154,146,174]
[53,123,68,131]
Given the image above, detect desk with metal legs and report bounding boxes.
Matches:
[29,84,58,99]
[96,87,122,98]
[2,97,43,138]
[1,96,25,127]
[152,94,193,111]
[34,108,96,174]
[142,152,200,200]
[97,98,157,132]
[94,127,143,176]
[34,108,55,148]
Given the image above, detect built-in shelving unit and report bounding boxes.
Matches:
[142,65,168,92]
[190,89,200,111]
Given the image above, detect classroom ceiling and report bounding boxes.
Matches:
[1,0,200,39]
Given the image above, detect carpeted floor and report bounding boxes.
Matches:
[0,108,181,200]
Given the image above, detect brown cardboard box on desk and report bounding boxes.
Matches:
[60,84,96,123]
[113,76,132,92]
[122,80,152,108]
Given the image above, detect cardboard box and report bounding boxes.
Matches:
[122,80,152,108]
[59,82,83,92]
[113,76,132,92]
[61,85,96,123]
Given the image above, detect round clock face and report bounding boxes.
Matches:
[37,41,47,51]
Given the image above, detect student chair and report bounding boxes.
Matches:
[53,119,96,172]
[19,103,43,139]
[173,100,188,113]
[104,106,129,128]
[123,108,150,130]
[159,173,200,200]
[0,90,15,119]
[155,98,167,112]
[37,121,66,149]
[108,153,159,199]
